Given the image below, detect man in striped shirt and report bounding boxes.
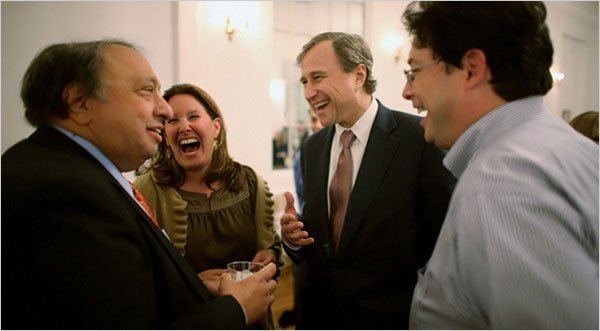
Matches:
[401,2,598,329]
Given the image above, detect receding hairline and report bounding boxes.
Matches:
[298,39,336,66]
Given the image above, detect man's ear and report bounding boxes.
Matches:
[461,49,490,90]
[61,82,92,125]
[354,63,367,90]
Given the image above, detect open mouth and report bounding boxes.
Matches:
[313,100,330,111]
[147,127,164,142]
[179,137,201,153]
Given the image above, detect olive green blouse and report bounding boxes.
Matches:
[134,166,281,273]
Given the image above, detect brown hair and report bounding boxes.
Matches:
[145,83,245,192]
[570,111,599,143]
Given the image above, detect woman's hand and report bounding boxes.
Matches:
[197,268,227,296]
[251,249,276,265]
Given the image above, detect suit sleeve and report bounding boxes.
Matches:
[415,141,456,267]
[4,177,246,329]
[283,144,310,265]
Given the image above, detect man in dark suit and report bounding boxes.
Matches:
[280,32,454,329]
[2,39,276,329]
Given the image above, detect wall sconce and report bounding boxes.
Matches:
[226,16,236,42]
[225,15,250,42]
[550,67,565,86]
[551,71,565,82]
[380,32,405,64]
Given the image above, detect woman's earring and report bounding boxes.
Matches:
[166,147,173,159]
[213,139,220,150]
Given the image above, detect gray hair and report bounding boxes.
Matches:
[297,32,377,94]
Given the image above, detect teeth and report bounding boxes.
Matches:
[179,138,199,146]
[314,101,329,109]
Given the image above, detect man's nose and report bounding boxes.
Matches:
[155,95,173,121]
[304,84,317,101]
[402,81,413,101]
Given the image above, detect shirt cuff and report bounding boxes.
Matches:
[283,237,301,251]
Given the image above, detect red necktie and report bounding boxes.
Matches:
[131,183,161,229]
[329,130,356,252]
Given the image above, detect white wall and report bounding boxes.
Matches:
[2,1,598,197]
[367,1,413,114]
[174,1,277,190]
[1,1,174,153]
[545,1,599,118]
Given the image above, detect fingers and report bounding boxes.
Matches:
[222,272,232,281]
[267,279,277,304]
[253,263,276,281]
[281,218,315,246]
[252,256,272,265]
[282,218,304,232]
[294,237,315,246]
[284,191,296,216]
[280,213,299,227]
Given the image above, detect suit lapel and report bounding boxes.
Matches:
[336,103,401,256]
[35,126,212,302]
[110,179,213,301]
[312,126,335,243]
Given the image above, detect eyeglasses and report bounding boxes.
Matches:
[404,59,441,85]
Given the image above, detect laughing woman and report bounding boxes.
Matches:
[134,84,281,327]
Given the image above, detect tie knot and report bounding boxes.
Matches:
[340,130,356,149]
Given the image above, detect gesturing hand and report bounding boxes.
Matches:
[280,191,315,247]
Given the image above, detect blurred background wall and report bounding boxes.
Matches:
[2,1,598,202]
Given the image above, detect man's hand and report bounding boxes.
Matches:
[197,268,227,296]
[218,263,278,326]
[252,249,276,265]
[280,191,315,247]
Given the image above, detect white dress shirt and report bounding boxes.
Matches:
[284,96,378,250]
[327,96,378,214]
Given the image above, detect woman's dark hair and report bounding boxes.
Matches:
[402,1,554,101]
[21,39,136,126]
[146,83,245,192]
[570,111,599,143]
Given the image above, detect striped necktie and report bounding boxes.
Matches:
[131,183,161,229]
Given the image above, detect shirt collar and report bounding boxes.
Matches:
[334,95,377,146]
[444,95,546,179]
[51,125,134,198]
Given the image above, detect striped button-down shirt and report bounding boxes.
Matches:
[409,96,599,329]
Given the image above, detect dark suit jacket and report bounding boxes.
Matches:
[1,125,246,329]
[284,101,454,329]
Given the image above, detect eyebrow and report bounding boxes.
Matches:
[146,77,160,89]
[299,70,327,83]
